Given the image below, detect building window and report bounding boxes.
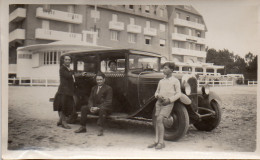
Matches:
[196,44,202,51]
[188,42,194,50]
[174,26,178,33]
[176,12,180,18]
[68,5,75,13]
[160,39,166,47]
[129,5,134,10]
[18,54,32,59]
[195,17,199,23]
[145,5,150,13]
[145,36,152,45]
[43,51,61,65]
[128,33,136,43]
[188,28,192,35]
[68,24,74,33]
[90,27,100,38]
[159,8,164,17]
[197,31,201,37]
[42,20,49,30]
[112,14,118,22]
[159,24,165,32]
[110,30,119,41]
[173,41,181,48]
[146,21,150,28]
[130,17,135,24]
[186,15,190,21]
[43,4,51,12]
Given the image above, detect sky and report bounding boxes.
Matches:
[189,0,260,58]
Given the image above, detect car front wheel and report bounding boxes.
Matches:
[153,103,189,141]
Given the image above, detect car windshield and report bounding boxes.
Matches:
[129,54,159,71]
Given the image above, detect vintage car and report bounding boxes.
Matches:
[58,49,222,141]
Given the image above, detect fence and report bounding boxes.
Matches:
[248,81,257,86]
[8,77,59,86]
[198,80,233,87]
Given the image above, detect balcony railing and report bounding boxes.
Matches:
[35,28,82,41]
[143,27,157,36]
[172,33,206,44]
[172,47,206,58]
[9,29,25,42]
[36,7,83,24]
[109,21,125,31]
[9,8,26,22]
[127,24,142,33]
[174,18,205,30]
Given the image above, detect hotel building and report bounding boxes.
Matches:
[9,4,224,79]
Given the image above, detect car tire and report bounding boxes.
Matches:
[153,103,189,141]
[193,101,221,131]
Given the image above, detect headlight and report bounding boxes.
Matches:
[202,85,210,95]
[185,83,191,95]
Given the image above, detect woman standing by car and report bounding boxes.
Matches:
[54,55,85,129]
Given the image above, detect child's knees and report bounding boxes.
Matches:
[156,115,164,123]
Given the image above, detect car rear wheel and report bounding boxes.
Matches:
[152,103,189,141]
[193,101,221,131]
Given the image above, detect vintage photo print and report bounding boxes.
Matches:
[1,0,260,159]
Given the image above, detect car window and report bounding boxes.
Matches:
[100,59,126,72]
[129,54,159,71]
[73,55,97,72]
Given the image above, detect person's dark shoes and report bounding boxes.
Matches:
[61,123,71,129]
[57,121,62,126]
[147,142,158,148]
[75,126,87,133]
[155,143,165,150]
[97,128,104,136]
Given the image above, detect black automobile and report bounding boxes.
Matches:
[58,49,222,141]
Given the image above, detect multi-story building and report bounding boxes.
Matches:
[9,4,223,79]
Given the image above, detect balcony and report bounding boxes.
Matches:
[143,27,157,36]
[9,8,26,22]
[127,24,142,33]
[9,29,25,42]
[172,47,206,58]
[35,28,82,41]
[109,21,125,31]
[174,18,205,31]
[172,33,206,44]
[36,7,82,24]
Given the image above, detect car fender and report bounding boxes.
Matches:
[208,91,222,105]
[179,93,191,105]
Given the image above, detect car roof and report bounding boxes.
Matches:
[63,49,162,58]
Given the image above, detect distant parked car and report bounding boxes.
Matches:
[55,49,222,141]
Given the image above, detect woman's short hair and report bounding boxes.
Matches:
[162,62,176,71]
[95,71,106,79]
[60,55,72,66]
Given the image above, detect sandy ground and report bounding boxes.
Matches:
[7,85,257,153]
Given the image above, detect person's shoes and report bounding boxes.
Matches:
[61,123,71,129]
[57,121,62,126]
[97,128,104,136]
[147,142,158,148]
[155,143,165,150]
[74,127,87,133]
